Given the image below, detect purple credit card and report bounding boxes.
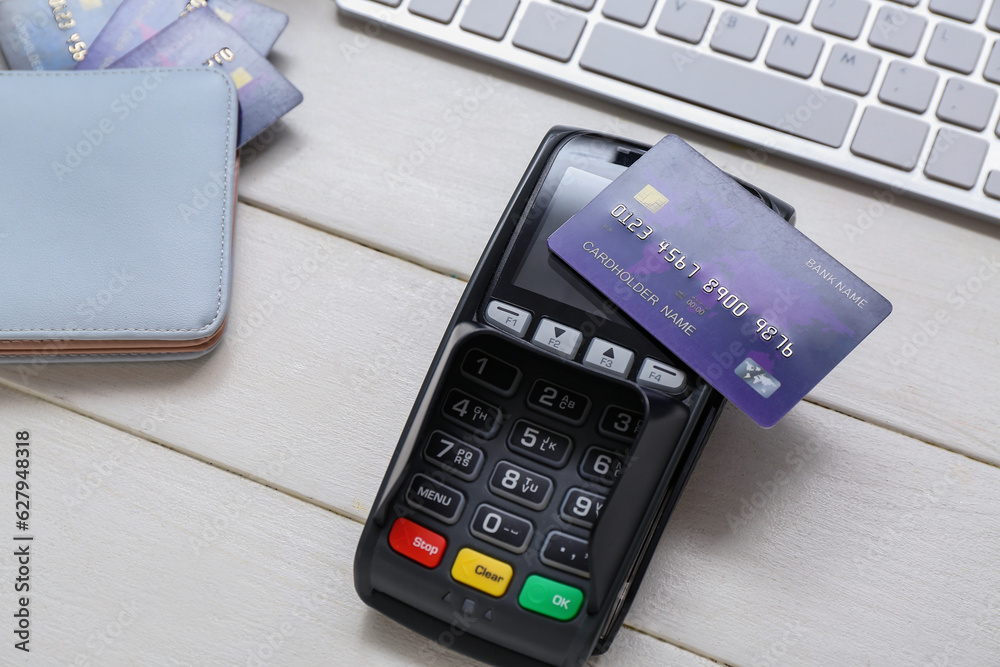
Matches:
[77,0,287,70]
[548,136,892,428]
[109,8,301,147]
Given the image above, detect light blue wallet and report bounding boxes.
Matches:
[0,68,238,362]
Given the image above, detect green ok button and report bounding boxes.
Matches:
[518,574,583,621]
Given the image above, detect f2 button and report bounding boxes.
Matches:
[532,319,582,359]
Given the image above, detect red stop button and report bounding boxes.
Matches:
[389,518,447,568]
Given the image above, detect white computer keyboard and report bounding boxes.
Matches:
[336,0,1000,223]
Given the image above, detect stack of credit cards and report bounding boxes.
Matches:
[0,0,300,146]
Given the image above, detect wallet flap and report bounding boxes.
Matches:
[0,68,237,342]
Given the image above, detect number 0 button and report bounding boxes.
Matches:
[470,504,533,553]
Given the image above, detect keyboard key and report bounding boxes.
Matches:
[460,0,520,40]
[508,419,573,467]
[851,107,930,170]
[603,0,656,27]
[560,488,606,529]
[710,10,769,60]
[513,2,587,62]
[655,0,714,44]
[580,23,857,147]
[442,388,502,437]
[451,547,513,597]
[925,24,985,75]
[406,473,466,524]
[389,518,446,568]
[879,61,939,113]
[531,318,582,359]
[485,300,531,338]
[582,338,634,377]
[367,0,402,6]
[719,0,750,5]
[929,0,985,23]
[637,357,686,393]
[461,348,521,396]
[579,446,625,485]
[757,0,811,24]
[937,79,997,131]
[812,0,871,40]
[598,405,644,442]
[554,0,595,10]
[519,575,584,621]
[989,1,1000,32]
[527,379,590,424]
[541,531,590,577]
[408,0,461,23]
[470,504,534,553]
[489,461,554,510]
[822,44,881,95]
[424,431,485,481]
[869,6,927,57]
[984,42,1000,83]
[984,170,1000,199]
[765,27,825,78]
[924,129,988,189]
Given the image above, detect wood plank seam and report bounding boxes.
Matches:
[238,196,471,280]
[808,394,1000,470]
[612,625,736,667]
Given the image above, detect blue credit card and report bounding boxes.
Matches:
[208,0,287,56]
[0,0,122,70]
[109,8,302,146]
[77,0,286,70]
[547,136,893,428]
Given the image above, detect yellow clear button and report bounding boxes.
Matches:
[450,547,513,597]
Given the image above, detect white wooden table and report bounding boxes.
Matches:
[3,1,1000,664]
